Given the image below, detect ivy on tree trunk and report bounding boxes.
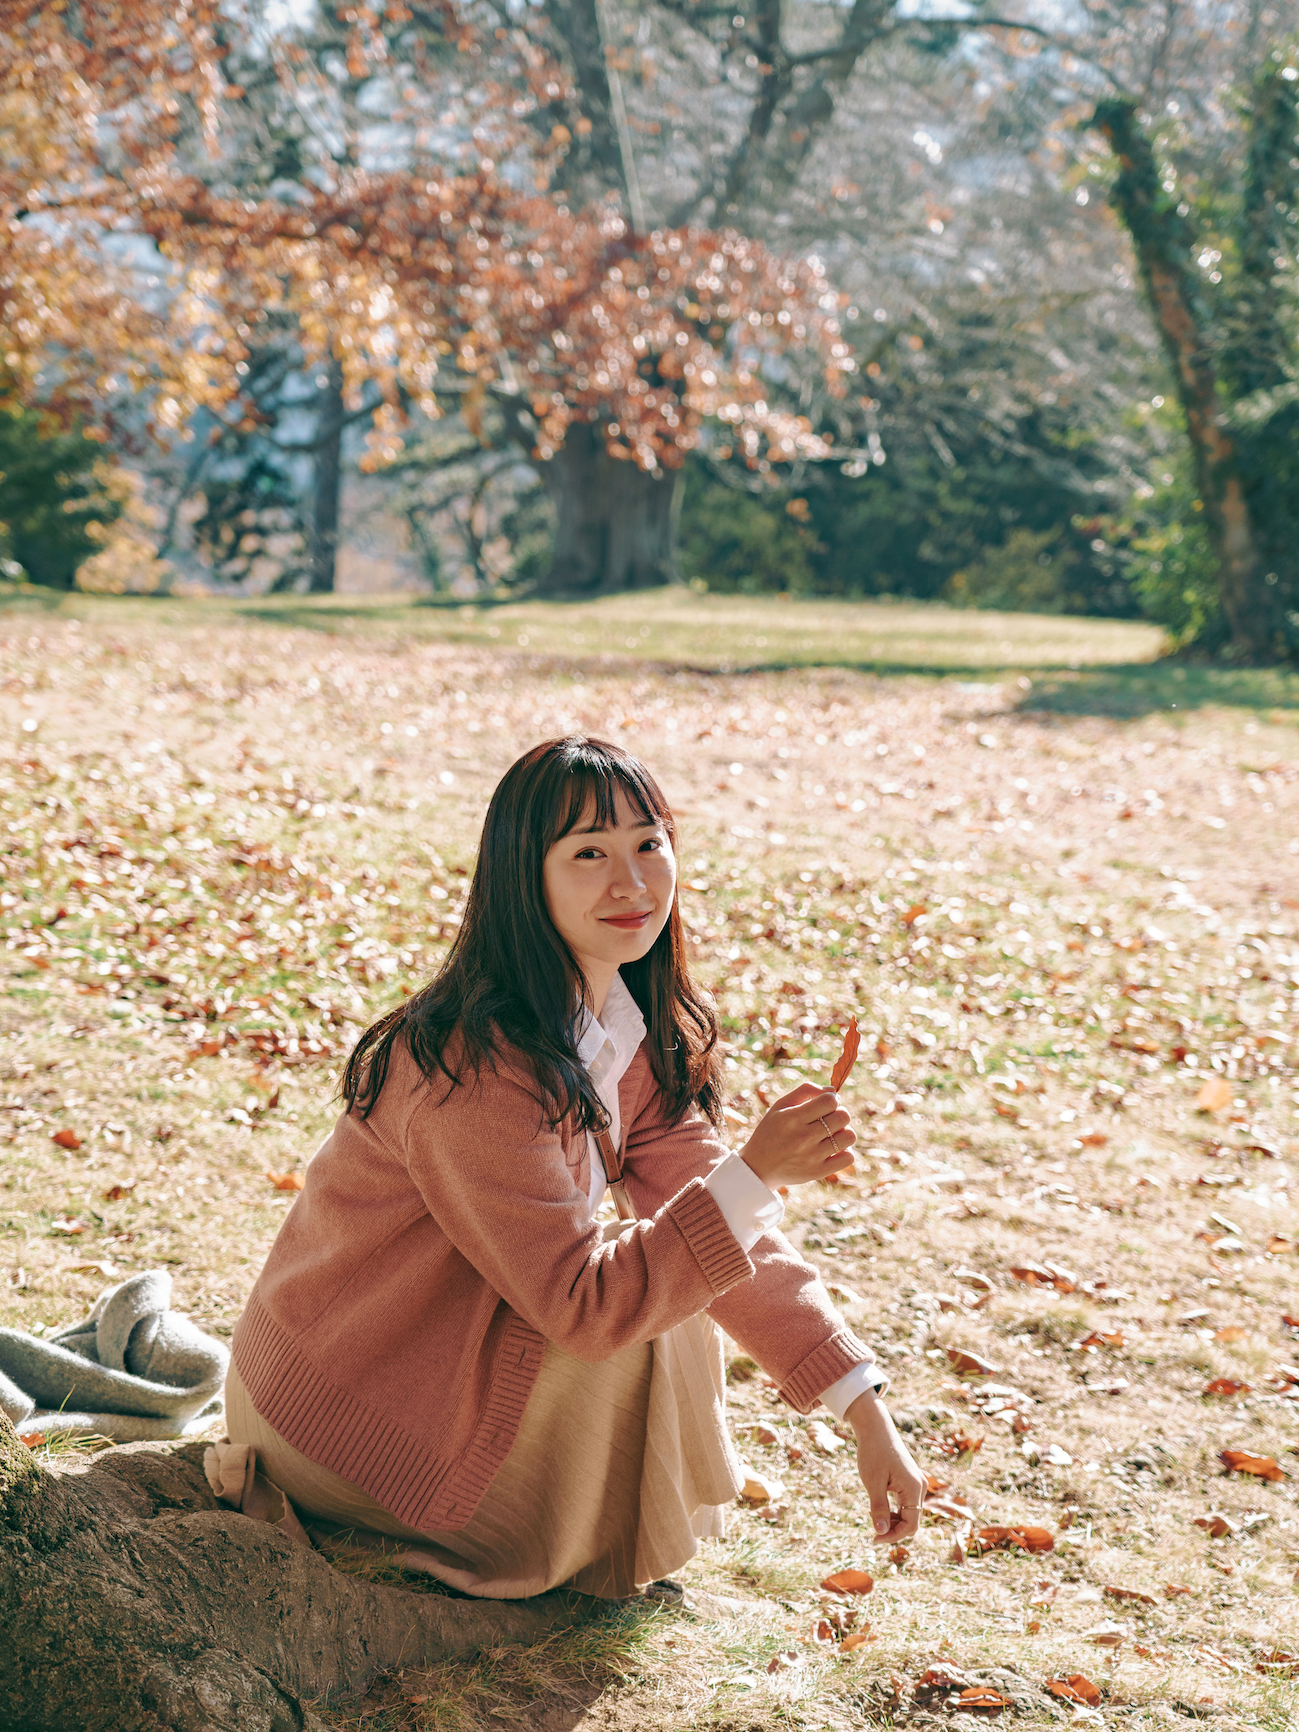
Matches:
[1094,97,1287,663]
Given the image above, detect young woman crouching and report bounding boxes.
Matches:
[223,735,925,1598]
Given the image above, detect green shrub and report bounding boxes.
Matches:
[943,527,1080,613]
[0,412,118,589]
[678,468,820,594]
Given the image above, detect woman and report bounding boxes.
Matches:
[223,736,925,1599]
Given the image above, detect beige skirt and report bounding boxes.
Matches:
[224,1308,743,1600]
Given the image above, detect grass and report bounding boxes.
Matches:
[2,590,1298,1729]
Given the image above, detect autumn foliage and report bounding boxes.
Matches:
[2,0,851,475]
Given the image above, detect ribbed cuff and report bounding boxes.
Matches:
[667,1176,755,1295]
[778,1328,876,1414]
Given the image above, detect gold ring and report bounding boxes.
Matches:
[820,1115,835,1144]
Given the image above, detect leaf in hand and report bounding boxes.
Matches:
[266,1171,305,1192]
[829,1016,861,1090]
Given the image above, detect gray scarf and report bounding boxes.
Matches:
[0,1269,227,1441]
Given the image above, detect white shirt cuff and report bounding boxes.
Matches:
[819,1360,889,1420]
[704,1152,784,1253]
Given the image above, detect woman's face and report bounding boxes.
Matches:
[542,783,676,997]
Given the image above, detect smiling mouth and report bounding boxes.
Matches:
[601,911,653,929]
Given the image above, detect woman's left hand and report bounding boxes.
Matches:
[844,1390,928,1542]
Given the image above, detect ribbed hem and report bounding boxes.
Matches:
[231,1291,545,1533]
[779,1328,876,1415]
[666,1177,755,1294]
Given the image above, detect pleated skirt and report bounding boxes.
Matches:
[224,1309,743,1600]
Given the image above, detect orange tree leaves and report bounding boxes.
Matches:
[4,2,854,470]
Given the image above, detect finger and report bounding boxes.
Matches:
[891,1499,922,1541]
[868,1485,893,1539]
[778,1081,822,1107]
[795,1087,840,1124]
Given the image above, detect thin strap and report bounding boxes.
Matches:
[593,1126,635,1222]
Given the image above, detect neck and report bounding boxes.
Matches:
[582,963,618,1021]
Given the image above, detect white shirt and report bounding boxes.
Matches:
[574,975,885,1419]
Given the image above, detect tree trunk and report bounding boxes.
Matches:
[1094,99,1285,663]
[0,1415,595,1732]
[536,421,682,597]
[308,361,344,594]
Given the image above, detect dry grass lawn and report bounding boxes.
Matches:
[2,590,1298,1732]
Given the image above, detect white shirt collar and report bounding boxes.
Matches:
[575,973,646,1096]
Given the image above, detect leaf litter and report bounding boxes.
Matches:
[2,603,1298,1728]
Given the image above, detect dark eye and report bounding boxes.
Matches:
[575,847,603,860]
[640,836,664,852]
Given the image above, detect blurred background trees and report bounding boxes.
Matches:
[3,0,1299,660]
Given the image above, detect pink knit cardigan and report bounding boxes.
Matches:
[231,1036,875,1533]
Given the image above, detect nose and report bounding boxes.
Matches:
[609,849,647,900]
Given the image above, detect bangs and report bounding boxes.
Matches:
[546,741,670,849]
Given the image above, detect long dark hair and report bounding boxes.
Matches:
[340,736,724,1131]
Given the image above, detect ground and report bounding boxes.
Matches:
[1,587,1297,1732]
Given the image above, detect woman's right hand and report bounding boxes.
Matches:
[739,1082,856,1191]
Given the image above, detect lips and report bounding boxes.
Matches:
[601,911,652,930]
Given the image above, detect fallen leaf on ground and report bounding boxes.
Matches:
[1213,1326,1246,1343]
[951,1266,994,1292]
[1079,1330,1124,1349]
[1266,1235,1293,1254]
[901,903,927,928]
[739,1470,784,1505]
[266,1171,305,1192]
[49,1216,85,1235]
[66,1259,119,1278]
[919,1664,974,1690]
[888,1543,909,1567]
[808,1418,842,1455]
[1164,1584,1193,1597]
[766,1649,803,1673]
[51,1129,82,1150]
[954,1688,1010,1712]
[829,1016,861,1090]
[1219,1449,1285,1481]
[1194,1512,1239,1538]
[924,1474,951,1494]
[1255,1651,1299,1676]
[947,1347,999,1375]
[1105,1585,1156,1606]
[977,1525,1054,1554]
[1077,1131,1109,1147]
[1046,1676,1101,1706]
[1085,1621,1126,1647]
[838,1628,874,1654]
[926,1495,977,1522]
[1203,1378,1250,1396]
[1195,1077,1233,1114]
[101,1180,136,1201]
[820,1567,874,1595]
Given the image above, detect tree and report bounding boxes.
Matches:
[0,1413,593,1731]
[1094,89,1291,661]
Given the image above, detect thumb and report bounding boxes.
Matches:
[869,1486,892,1537]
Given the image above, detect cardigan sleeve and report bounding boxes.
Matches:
[390,1045,754,1363]
[620,1056,880,1413]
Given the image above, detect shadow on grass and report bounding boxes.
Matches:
[1018,661,1299,720]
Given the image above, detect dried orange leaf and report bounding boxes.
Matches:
[1219,1449,1285,1482]
[947,1347,999,1376]
[1213,1326,1246,1343]
[1105,1585,1156,1606]
[838,1627,873,1654]
[1164,1584,1193,1598]
[820,1568,874,1595]
[955,1688,1010,1711]
[51,1128,82,1150]
[829,1016,861,1091]
[1047,1675,1101,1706]
[977,1525,1054,1554]
[1195,1077,1233,1114]
[266,1171,305,1192]
[1203,1377,1249,1396]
